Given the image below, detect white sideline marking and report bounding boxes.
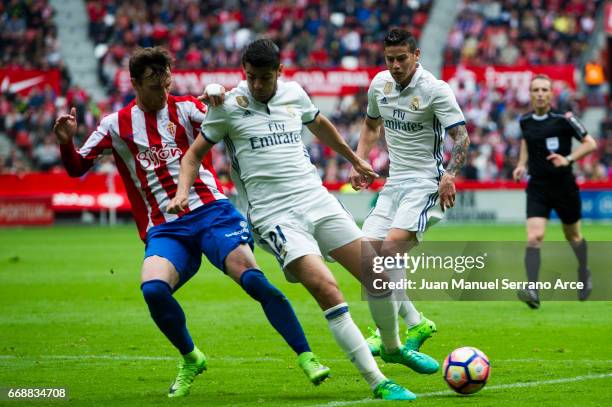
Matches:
[0,355,610,405]
[300,372,612,407]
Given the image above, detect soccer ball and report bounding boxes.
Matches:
[443,346,490,395]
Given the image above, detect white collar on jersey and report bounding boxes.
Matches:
[396,64,423,91]
[241,79,280,106]
[532,113,549,121]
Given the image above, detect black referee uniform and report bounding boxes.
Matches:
[519,110,588,224]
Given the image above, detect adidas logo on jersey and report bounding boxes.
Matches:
[243,110,253,118]
[379,96,388,105]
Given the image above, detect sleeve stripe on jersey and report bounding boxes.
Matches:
[444,120,466,131]
[302,110,320,125]
[80,129,113,159]
[224,136,241,174]
[550,112,588,139]
[201,132,218,144]
[566,116,587,139]
[366,113,381,120]
[433,116,444,181]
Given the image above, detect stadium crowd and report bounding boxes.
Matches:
[445,0,601,67]
[90,0,432,89]
[0,0,609,182]
[0,0,111,174]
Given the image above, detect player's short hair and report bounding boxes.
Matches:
[530,74,552,90]
[129,47,173,83]
[242,39,280,69]
[384,28,418,52]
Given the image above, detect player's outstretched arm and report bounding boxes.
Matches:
[53,107,77,145]
[307,114,379,184]
[349,116,383,190]
[440,124,470,210]
[53,107,96,177]
[513,139,529,181]
[167,136,214,214]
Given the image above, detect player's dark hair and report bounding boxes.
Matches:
[242,39,280,69]
[129,47,173,83]
[530,74,552,90]
[384,28,418,52]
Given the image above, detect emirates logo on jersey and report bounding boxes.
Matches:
[137,145,182,170]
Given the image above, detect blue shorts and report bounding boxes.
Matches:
[144,199,254,290]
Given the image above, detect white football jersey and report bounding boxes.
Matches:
[366,64,465,183]
[201,80,322,223]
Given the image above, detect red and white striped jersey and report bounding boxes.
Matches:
[71,95,226,240]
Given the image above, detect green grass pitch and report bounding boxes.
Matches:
[0,223,611,406]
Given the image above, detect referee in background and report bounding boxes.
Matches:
[513,74,597,309]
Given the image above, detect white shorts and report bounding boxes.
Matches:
[252,188,363,282]
[362,178,444,241]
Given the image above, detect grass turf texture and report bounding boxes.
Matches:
[0,224,611,406]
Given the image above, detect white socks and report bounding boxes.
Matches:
[324,303,386,390]
[367,294,401,352]
[398,300,422,327]
[386,267,422,327]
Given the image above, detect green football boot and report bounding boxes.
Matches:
[168,347,207,398]
[380,345,439,374]
[298,351,331,385]
[373,379,416,401]
[404,313,437,352]
[365,327,382,356]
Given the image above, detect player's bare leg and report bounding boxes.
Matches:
[286,255,416,399]
[562,221,591,300]
[330,239,439,374]
[224,245,330,385]
[141,256,206,397]
[348,227,437,354]
[382,229,437,351]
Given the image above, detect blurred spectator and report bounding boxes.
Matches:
[32,134,60,171]
[0,0,58,69]
[445,0,601,67]
[1,0,608,183]
[584,58,606,106]
[89,0,432,92]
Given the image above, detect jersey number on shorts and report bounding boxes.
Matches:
[267,225,288,263]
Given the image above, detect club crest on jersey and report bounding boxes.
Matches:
[286,106,297,118]
[383,82,393,95]
[137,145,182,170]
[409,96,420,111]
[236,96,249,108]
[167,121,176,137]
